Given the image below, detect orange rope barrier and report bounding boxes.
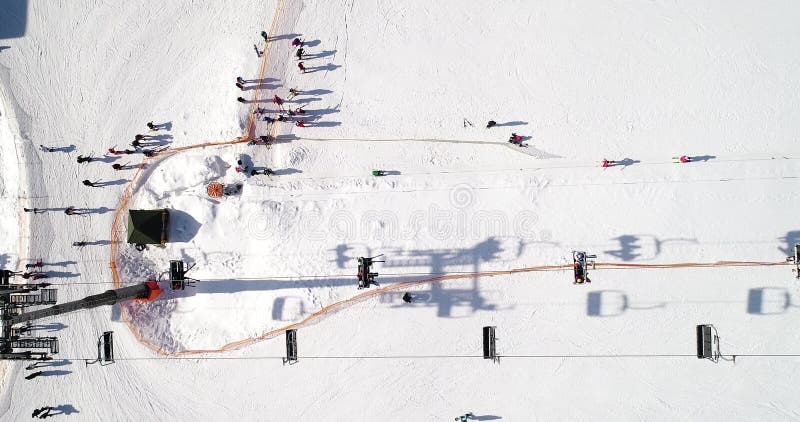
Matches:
[136,259,790,357]
[106,0,792,356]
[109,0,286,355]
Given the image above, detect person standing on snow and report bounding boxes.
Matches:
[273,95,284,106]
[235,82,244,90]
[147,121,158,131]
[292,38,303,47]
[298,62,306,73]
[486,120,496,128]
[237,97,247,103]
[288,88,299,99]
[260,31,269,41]
[295,48,304,60]
[82,180,100,187]
[295,120,306,127]
[251,168,275,176]
[601,159,616,168]
[679,155,691,163]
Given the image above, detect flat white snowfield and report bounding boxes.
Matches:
[2,1,800,421]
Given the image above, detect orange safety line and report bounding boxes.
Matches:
[246,0,285,140]
[141,259,791,357]
[107,0,790,356]
[109,0,286,355]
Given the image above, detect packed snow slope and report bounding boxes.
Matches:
[2,1,800,420]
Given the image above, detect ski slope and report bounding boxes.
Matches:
[1,1,800,420]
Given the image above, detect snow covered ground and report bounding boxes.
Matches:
[2,0,800,420]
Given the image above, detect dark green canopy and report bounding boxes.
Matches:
[127,209,169,244]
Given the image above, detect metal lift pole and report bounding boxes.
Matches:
[7,282,162,325]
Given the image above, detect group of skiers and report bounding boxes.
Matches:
[486,120,527,147]
[601,155,693,168]
[2,267,48,281]
[234,155,275,177]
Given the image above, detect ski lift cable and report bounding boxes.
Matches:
[46,353,800,362]
[37,261,791,287]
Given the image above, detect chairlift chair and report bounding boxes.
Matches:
[357,255,385,289]
[168,260,197,290]
[787,244,800,279]
[85,331,114,366]
[572,251,597,284]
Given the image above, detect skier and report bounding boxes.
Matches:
[108,147,122,155]
[295,120,306,127]
[486,120,496,128]
[236,76,245,85]
[298,62,306,73]
[23,208,46,214]
[142,147,166,157]
[273,95,284,106]
[455,413,474,421]
[237,97,247,103]
[372,170,386,176]
[251,168,275,176]
[263,116,275,124]
[287,109,296,117]
[147,121,158,131]
[25,261,43,269]
[295,48,304,60]
[38,145,56,152]
[235,82,244,90]
[72,241,87,247]
[402,292,412,303]
[64,206,77,215]
[508,133,523,145]
[131,140,142,148]
[135,134,145,141]
[601,159,616,168]
[288,88,299,99]
[38,407,53,419]
[25,371,43,380]
[111,163,129,170]
[253,107,267,115]
[295,107,306,115]
[260,31,269,41]
[292,37,303,47]
[277,115,287,122]
[235,159,249,174]
[82,180,100,187]
[76,155,93,163]
[679,155,691,163]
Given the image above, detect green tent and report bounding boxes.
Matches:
[127,209,170,244]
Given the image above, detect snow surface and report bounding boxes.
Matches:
[1,0,800,420]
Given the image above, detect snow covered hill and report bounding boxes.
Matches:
[1,1,800,420]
